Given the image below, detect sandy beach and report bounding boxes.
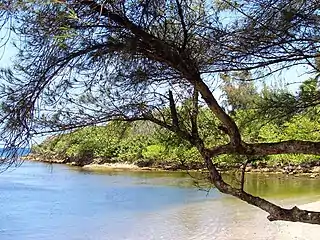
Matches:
[274,201,320,240]
[211,199,320,240]
[81,162,141,170]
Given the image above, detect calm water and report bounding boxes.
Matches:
[1,162,320,240]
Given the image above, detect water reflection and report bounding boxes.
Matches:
[1,162,320,240]
[78,166,320,199]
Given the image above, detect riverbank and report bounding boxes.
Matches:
[23,153,197,171]
[24,153,320,177]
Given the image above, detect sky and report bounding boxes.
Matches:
[265,65,313,93]
[0,42,14,68]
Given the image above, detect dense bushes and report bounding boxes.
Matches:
[32,120,203,167]
[32,105,320,168]
[32,79,320,168]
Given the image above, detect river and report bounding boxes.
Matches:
[1,161,320,240]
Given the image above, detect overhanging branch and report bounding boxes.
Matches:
[81,0,243,148]
[203,153,320,224]
[207,140,320,157]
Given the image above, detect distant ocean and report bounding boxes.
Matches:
[0,148,31,157]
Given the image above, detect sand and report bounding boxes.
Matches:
[81,162,141,170]
[274,201,320,240]
[213,199,320,240]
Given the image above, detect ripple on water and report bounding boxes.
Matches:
[2,162,320,240]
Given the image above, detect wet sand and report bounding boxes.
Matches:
[212,199,320,240]
[109,197,320,240]
[274,201,320,240]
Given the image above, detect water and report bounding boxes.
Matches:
[1,162,320,240]
[0,148,30,158]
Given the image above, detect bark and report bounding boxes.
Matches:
[207,140,320,157]
[190,87,199,139]
[168,90,179,128]
[175,0,188,50]
[240,159,249,191]
[195,78,242,146]
[247,140,320,155]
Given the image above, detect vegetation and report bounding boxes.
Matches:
[1,0,320,224]
[34,81,320,168]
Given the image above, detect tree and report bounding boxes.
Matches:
[1,0,320,224]
[220,71,259,114]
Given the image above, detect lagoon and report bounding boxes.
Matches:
[1,161,320,240]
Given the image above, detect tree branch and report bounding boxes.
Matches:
[81,1,243,148]
[168,90,179,127]
[203,152,320,224]
[240,158,251,192]
[207,140,320,157]
[143,113,195,144]
[190,86,199,138]
[175,0,188,51]
[195,77,242,147]
[247,140,320,155]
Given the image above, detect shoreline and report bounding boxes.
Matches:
[208,198,320,240]
[23,153,320,177]
[260,200,320,240]
[22,154,320,239]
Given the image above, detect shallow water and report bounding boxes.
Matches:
[1,162,320,240]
